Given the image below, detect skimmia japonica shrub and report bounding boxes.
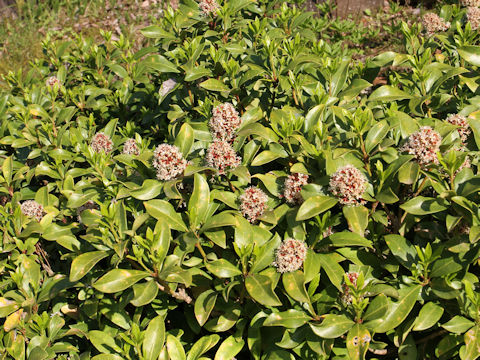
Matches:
[3,0,480,359]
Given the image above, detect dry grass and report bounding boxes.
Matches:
[0,0,171,76]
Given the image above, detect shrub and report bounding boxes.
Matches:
[2,0,480,359]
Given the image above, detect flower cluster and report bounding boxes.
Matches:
[461,0,480,7]
[21,200,45,221]
[283,173,309,205]
[77,200,99,223]
[209,103,241,141]
[46,76,60,88]
[447,114,471,143]
[341,272,359,305]
[122,138,140,155]
[467,6,480,30]
[239,186,268,223]
[329,165,367,205]
[273,238,307,273]
[91,132,113,154]
[199,0,220,16]
[205,140,241,174]
[422,13,450,35]
[401,127,442,166]
[159,79,177,97]
[152,144,189,181]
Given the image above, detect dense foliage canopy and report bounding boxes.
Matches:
[3,0,480,359]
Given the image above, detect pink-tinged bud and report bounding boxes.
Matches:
[205,140,241,174]
[152,144,189,181]
[122,138,140,156]
[329,165,367,205]
[422,13,450,35]
[91,132,113,154]
[239,186,268,223]
[46,76,60,88]
[461,0,480,7]
[209,103,241,141]
[20,200,45,221]
[400,126,442,166]
[447,114,471,143]
[273,238,307,273]
[341,272,359,305]
[284,173,308,205]
[467,7,480,30]
[199,0,220,16]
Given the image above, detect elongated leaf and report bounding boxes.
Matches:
[400,197,449,215]
[463,325,480,360]
[199,79,229,92]
[143,315,165,360]
[166,335,186,360]
[343,206,369,236]
[367,285,421,333]
[365,121,389,153]
[130,280,159,307]
[214,336,244,360]
[296,196,337,221]
[195,290,217,326]
[347,324,371,360]
[317,253,344,290]
[263,309,312,328]
[93,269,149,293]
[310,314,354,338]
[206,259,242,278]
[458,46,480,66]
[188,173,210,229]
[245,274,282,306]
[442,316,475,334]
[70,251,109,282]
[368,85,413,102]
[385,234,418,269]
[186,335,220,360]
[327,232,372,248]
[413,302,444,331]
[363,294,389,322]
[282,271,309,303]
[145,200,188,231]
[130,180,163,200]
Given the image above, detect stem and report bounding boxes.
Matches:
[195,241,208,261]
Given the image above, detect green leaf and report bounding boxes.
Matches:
[206,259,242,278]
[146,54,179,73]
[366,285,421,333]
[363,294,389,322]
[385,234,418,269]
[199,79,230,92]
[145,200,188,232]
[400,196,449,215]
[214,336,245,360]
[143,315,165,360]
[2,156,13,186]
[166,335,186,360]
[326,232,372,248]
[174,123,194,156]
[130,280,159,307]
[245,274,282,307]
[342,205,369,236]
[93,269,149,293]
[347,324,371,360]
[365,121,389,153]
[296,196,338,221]
[458,46,480,66]
[330,59,349,97]
[186,335,220,360]
[89,330,122,354]
[368,85,413,102]
[70,251,109,282]
[263,309,312,328]
[442,316,475,334]
[317,253,344,290]
[282,271,309,303]
[152,220,171,268]
[130,180,163,200]
[413,302,444,331]
[310,314,354,339]
[463,325,480,360]
[194,290,217,326]
[188,173,210,229]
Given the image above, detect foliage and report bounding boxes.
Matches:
[2,0,480,359]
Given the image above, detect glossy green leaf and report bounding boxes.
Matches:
[310,314,354,339]
[188,173,210,229]
[194,290,217,326]
[93,269,149,293]
[346,324,371,360]
[413,302,444,331]
[206,259,242,278]
[245,274,282,307]
[143,315,166,360]
[282,271,309,303]
[166,335,186,360]
[400,196,449,215]
[263,309,312,328]
[442,316,475,334]
[296,196,338,221]
[70,251,109,282]
[145,200,188,232]
[214,336,245,360]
